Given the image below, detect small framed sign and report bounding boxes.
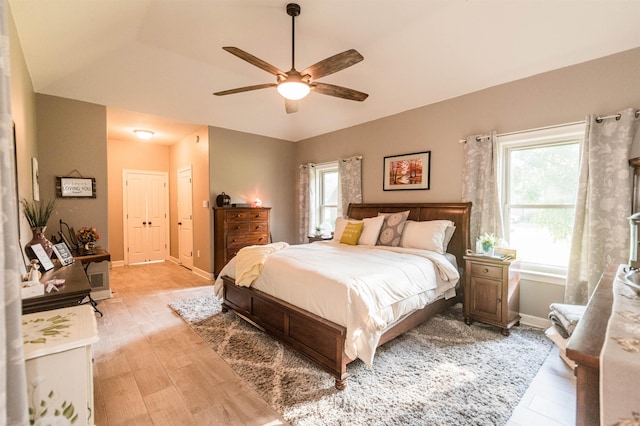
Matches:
[52,242,74,266]
[29,244,55,272]
[56,176,96,198]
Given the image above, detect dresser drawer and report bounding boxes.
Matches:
[227,222,250,234]
[248,221,268,233]
[227,233,269,248]
[470,263,503,279]
[249,210,269,222]
[226,211,250,222]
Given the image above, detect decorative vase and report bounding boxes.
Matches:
[481,242,494,256]
[26,227,53,258]
[83,242,96,255]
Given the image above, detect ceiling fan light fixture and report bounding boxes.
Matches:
[277,80,310,100]
[134,129,154,140]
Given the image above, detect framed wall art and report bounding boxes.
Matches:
[383,151,431,191]
[56,176,96,198]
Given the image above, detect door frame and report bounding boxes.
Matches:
[122,169,170,265]
[177,165,194,269]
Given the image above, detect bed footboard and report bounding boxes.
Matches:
[221,275,350,389]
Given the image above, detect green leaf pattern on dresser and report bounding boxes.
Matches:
[22,312,76,344]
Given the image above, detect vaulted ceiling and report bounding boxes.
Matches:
[9,0,640,143]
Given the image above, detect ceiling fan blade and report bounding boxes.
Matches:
[301,49,364,80]
[213,83,276,96]
[312,82,368,101]
[222,47,286,77]
[285,99,299,114]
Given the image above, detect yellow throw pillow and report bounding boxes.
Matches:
[340,221,364,245]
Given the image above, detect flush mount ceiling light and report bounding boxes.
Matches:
[134,130,154,140]
[213,3,368,114]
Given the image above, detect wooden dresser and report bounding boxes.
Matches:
[213,207,271,276]
[566,265,615,426]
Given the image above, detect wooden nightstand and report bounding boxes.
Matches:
[463,254,521,336]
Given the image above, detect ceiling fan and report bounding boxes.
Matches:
[213,3,368,114]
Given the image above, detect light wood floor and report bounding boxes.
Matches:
[93,262,288,425]
[94,261,576,425]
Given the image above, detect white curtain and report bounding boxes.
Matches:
[297,163,316,243]
[461,131,504,245]
[338,155,362,217]
[1,0,29,423]
[565,108,640,304]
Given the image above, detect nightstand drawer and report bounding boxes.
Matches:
[470,263,503,279]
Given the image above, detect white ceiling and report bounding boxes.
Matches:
[9,0,640,144]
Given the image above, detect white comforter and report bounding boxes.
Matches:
[213,241,460,366]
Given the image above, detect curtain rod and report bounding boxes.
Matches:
[595,109,640,123]
[458,111,639,144]
[458,121,584,144]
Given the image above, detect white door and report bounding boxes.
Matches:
[177,166,193,269]
[124,171,168,264]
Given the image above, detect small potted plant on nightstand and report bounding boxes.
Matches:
[477,232,498,256]
[314,226,322,237]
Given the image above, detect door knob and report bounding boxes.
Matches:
[143,221,147,225]
[178,222,182,225]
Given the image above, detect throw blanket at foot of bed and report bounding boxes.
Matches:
[234,242,289,287]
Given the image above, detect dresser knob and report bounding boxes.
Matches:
[236,226,241,230]
[259,237,264,241]
[483,268,489,273]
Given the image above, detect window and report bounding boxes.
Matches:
[498,123,584,277]
[315,162,339,232]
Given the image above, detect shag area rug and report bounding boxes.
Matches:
[170,295,552,426]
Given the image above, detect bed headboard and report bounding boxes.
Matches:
[346,202,472,265]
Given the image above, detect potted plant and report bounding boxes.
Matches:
[20,198,57,257]
[77,227,100,254]
[477,232,498,256]
[314,225,322,237]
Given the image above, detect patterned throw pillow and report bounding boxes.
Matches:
[377,210,410,246]
[340,221,364,245]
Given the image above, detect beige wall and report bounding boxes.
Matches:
[107,139,171,261]
[169,127,211,273]
[9,7,39,248]
[295,47,640,320]
[35,94,109,251]
[209,127,296,272]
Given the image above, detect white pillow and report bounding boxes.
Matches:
[400,220,454,254]
[333,216,385,246]
[333,217,349,241]
[357,215,385,246]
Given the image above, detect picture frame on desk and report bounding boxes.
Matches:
[29,244,55,272]
[52,242,74,266]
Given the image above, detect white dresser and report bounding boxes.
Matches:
[23,305,99,426]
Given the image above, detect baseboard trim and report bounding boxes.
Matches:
[168,256,214,281]
[111,260,125,268]
[519,313,550,329]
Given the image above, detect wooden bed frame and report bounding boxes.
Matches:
[220,202,472,390]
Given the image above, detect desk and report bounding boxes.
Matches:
[566,265,615,426]
[22,261,92,314]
